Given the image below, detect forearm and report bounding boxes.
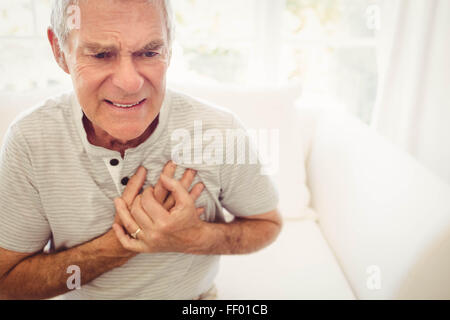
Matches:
[189,217,282,255]
[0,230,136,300]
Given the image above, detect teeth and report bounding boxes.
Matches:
[112,101,140,108]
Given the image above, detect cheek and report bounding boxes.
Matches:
[141,61,168,86]
[72,63,106,90]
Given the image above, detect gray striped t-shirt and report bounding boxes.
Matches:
[0,88,278,299]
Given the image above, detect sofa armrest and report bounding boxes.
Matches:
[303,106,450,299]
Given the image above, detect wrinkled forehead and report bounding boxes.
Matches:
[69,0,168,51]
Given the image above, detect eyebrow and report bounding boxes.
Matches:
[140,39,165,51]
[81,39,166,52]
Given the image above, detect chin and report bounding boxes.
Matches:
[109,127,147,143]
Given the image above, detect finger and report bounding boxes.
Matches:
[113,203,124,226]
[159,173,190,205]
[114,197,142,237]
[112,223,147,252]
[130,195,154,231]
[189,182,205,202]
[141,185,169,221]
[122,166,147,208]
[179,168,197,191]
[163,174,200,210]
[154,161,177,204]
[196,207,205,216]
[162,168,196,211]
[162,194,175,211]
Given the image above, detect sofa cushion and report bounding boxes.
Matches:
[215,219,355,299]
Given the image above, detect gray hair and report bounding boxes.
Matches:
[50,0,174,49]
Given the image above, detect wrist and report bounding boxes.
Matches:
[186,221,217,255]
[95,229,137,261]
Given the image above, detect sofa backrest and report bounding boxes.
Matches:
[306,105,450,299]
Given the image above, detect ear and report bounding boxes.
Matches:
[47,27,70,75]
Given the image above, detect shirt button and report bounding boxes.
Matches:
[121,177,129,186]
[110,159,119,166]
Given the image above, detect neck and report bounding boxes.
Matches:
[83,115,159,158]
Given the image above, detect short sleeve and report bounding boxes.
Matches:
[0,124,51,253]
[219,114,279,217]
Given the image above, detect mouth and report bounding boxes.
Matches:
[105,98,147,109]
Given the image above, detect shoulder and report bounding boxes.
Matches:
[10,91,73,128]
[5,91,75,150]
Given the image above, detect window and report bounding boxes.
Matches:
[0,0,379,123]
[170,0,380,123]
[282,0,380,123]
[0,0,70,92]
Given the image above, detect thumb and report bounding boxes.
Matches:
[122,166,148,208]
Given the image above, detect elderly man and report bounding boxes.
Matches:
[0,0,281,300]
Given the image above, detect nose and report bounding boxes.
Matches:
[111,56,144,94]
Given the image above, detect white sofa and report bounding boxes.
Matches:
[1,84,450,300]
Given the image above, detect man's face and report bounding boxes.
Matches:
[63,0,170,143]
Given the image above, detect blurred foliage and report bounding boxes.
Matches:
[171,0,251,81]
[286,0,342,33]
[286,0,378,38]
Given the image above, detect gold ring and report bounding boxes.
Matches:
[131,228,142,239]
